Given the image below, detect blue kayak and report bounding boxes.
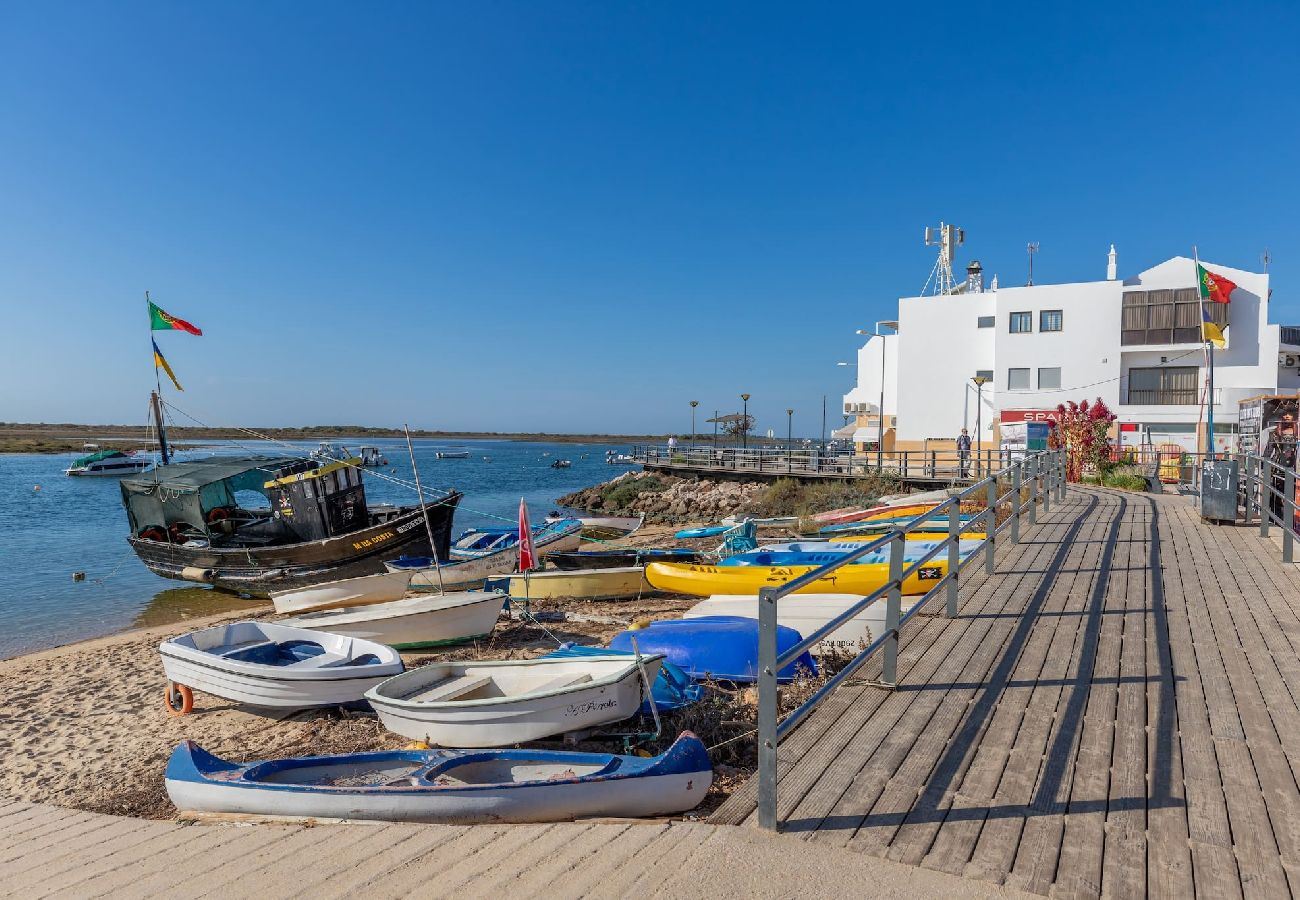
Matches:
[540,644,703,713]
[610,616,816,683]
[675,525,731,539]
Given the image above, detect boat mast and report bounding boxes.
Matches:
[150,391,171,467]
[404,424,445,593]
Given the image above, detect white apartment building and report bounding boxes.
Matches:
[844,249,1300,454]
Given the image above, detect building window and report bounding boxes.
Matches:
[977,315,995,329]
[1009,312,1032,333]
[1040,310,1063,332]
[1008,368,1030,390]
[1122,289,1226,345]
[1038,367,1061,389]
[1127,366,1198,405]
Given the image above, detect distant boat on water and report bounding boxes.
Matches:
[435,450,470,459]
[65,446,151,477]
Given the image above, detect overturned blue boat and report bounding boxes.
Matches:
[165,732,713,824]
[609,616,816,683]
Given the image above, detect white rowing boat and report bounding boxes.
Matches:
[269,570,413,615]
[278,591,506,650]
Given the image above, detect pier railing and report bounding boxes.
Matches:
[632,445,1023,482]
[1238,452,1300,562]
[754,449,1068,831]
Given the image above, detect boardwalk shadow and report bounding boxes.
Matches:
[783,489,1183,836]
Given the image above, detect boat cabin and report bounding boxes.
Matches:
[122,455,380,548]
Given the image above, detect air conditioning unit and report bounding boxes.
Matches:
[844,403,854,414]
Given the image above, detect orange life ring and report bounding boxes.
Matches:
[164,681,193,716]
[139,526,167,542]
[206,507,232,525]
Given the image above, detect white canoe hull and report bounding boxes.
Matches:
[278,592,505,649]
[508,565,650,601]
[397,531,583,591]
[685,593,919,654]
[270,570,413,615]
[367,656,662,747]
[160,622,403,709]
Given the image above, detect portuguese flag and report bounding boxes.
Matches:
[1197,264,1237,304]
[149,300,203,335]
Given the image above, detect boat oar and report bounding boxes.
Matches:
[629,635,662,743]
[404,424,445,595]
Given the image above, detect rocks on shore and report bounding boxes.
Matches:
[559,471,766,524]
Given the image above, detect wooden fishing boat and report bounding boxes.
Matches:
[684,594,920,654]
[386,519,583,591]
[546,514,645,541]
[546,548,702,571]
[644,558,949,598]
[507,565,651,601]
[159,621,404,714]
[164,732,713,824]
[122,456,461,595]
[365,655,664,747]
[277,591,505,649]
[270,570,413,615]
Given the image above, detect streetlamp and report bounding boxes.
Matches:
[786,408,794,472]
[689,400,698,451]
[740,394,751,450]
[971,375,989,476]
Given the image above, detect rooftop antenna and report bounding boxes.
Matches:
[1027,241,1040,286]
[1262,248,1271,273]
[921,222,964,295]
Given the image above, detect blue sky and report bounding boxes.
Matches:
[2,2,1297,437]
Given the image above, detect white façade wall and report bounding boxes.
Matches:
[992,280,1123,416]
[895,290,996,445]
[843,333,898,418]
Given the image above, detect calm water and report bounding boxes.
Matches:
[0,439,632,659]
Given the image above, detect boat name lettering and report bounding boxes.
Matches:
[395,519,422,535]
[565,698,619,717]
[353,531,395,551]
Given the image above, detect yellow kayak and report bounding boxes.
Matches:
[645,560,949,598]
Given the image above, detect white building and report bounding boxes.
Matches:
[844,248,1300,454]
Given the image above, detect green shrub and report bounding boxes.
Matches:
[601,475,666,509]
[1102,465,1147,492]
[746,474,903,518]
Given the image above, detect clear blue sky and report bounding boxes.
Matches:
[2,2,1296,437]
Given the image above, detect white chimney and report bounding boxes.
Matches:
[1107,244,1117,280]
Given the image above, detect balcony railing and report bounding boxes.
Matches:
[1123,387,1222,406]
[1281,325,1300,347]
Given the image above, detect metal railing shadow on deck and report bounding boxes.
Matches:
[753,449,1070,831]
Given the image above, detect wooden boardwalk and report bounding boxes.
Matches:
[714,486,1300,899]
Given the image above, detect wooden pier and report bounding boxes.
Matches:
[715,485,1300,898]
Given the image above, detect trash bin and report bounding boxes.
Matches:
[1199,459,1240,522]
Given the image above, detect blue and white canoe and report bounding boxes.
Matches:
[159,622,403,712]
[721,539,985,568]
[165,732,713,824]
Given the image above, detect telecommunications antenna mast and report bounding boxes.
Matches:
[921,222,965,295]
[1026,241,1040,286]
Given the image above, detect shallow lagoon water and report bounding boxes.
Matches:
[0,438,631,658]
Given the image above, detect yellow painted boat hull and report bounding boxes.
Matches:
[508,565,651,601]
[644,560,948,598]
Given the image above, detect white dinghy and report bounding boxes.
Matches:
[683,593,920,655]
[278,591,505,650]
[159,621,403,714]
[366,654,663,747]
[270,570,413,615]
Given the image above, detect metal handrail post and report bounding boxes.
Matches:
[1057,451,1066,500]
[1243,455,1255,525]
[1043,454,1053,513]
[985,476,997,575]
[1261,458,1272,538]
[756,585,778,830]
[1285,468,1296,564]
[1010,462,1022,544]
[880,534,903,687]
[1028,455,1039,526]
[946,499,960,617]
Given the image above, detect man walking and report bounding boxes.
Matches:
[957,428,972,479]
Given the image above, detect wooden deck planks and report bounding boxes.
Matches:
[718,485,1300,899]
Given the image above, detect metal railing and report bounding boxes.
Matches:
[754,449,1069,830]
[632,445,1030,482]
[1239,453,1299,563]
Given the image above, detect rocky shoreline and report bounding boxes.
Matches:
[558,470,768,523]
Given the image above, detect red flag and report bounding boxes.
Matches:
[517,498,537,572]
[1197,263,1237,304]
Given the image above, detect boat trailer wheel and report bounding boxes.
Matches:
[165,681,194,716]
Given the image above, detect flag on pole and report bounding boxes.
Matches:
[1197,264,1237,304]
[517,498,537,572]
[149,301,203,335]
[153,339,184,391]
[1201,306,1226,349]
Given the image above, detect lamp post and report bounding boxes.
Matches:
[689,400,698,451]
[713,409,719,450]
[741,394,751,451]
[786,408,794,472]
[971,375,989,476]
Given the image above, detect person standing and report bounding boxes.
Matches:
[667,435,677,458]
[957,428,972,478]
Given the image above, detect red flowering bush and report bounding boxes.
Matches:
[1051,398,1117,481]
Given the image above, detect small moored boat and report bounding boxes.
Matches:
[164,732,712,824]
[66,448,151,477]
[507,565,651,601]
[277,591,505,650]
[366,654,664,747]
[270,570,413,615]
[435,450,470,459]
[546,548,702,571]
[159,621,403,714]
[387,519,583,591]
[645,558,949,598]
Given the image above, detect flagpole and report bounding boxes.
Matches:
[146,291,171,467]
[1193,248,1216,459]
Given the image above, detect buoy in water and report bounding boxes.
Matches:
[33,485,41,492]
[72,572,86,582]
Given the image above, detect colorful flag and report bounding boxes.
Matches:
[517,498,537,572]
[1197,264,1237,304]
[149,301,203,335]
[1201,306,1226,349]
[152,339,184,391]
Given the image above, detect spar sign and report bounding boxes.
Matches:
[1000,409,1058,452]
